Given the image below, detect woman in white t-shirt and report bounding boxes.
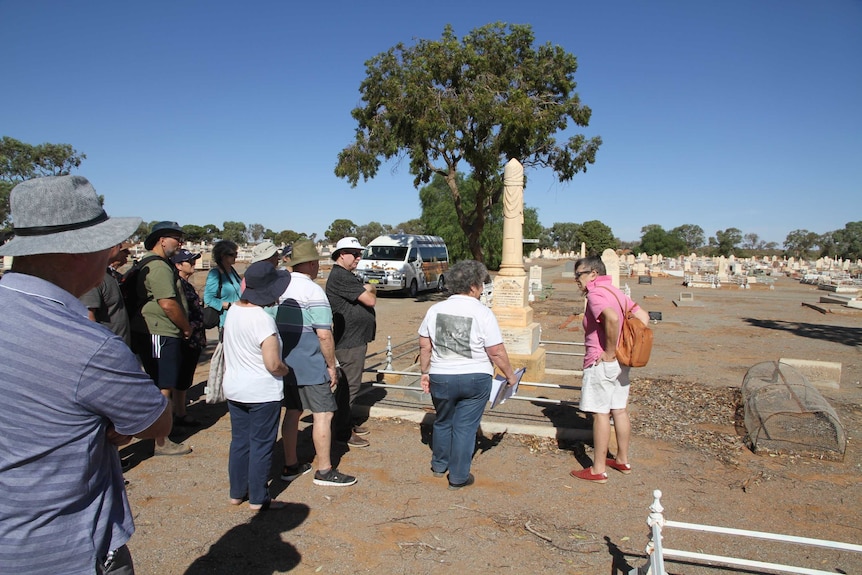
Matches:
[418,260,517,490]
[223,261,291,510]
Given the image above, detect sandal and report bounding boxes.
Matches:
[249,499,287,511]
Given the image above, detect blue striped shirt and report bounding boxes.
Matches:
[276,272,333,386]
[0,272,168,575]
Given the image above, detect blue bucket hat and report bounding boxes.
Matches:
[241,261,291,306]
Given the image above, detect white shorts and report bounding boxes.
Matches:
[579,360,631,414]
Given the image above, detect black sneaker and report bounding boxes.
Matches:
[281,462,312,482]
[313,468,357,487]
[448,473,475,491]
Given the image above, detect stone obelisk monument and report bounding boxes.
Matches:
[491,158,546,379]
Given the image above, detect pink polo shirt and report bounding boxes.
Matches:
[582,275,641,368]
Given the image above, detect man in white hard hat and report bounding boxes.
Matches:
[325,237,375,448]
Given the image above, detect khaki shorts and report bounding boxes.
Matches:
[578,360,630,414]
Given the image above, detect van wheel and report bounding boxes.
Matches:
[437,275,445,292]
[409,279,418,298]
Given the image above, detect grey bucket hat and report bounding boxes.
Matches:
[0,175,141,257]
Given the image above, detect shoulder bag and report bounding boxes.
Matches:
[599,285,654,368]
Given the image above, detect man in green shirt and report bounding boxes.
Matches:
[130,221,194,456]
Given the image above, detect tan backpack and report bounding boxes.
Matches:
[599,286,653,367]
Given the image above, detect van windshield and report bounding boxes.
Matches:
[365,246,408,261]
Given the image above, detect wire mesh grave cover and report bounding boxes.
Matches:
[742,361,846,459]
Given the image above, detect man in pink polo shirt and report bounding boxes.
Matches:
[571,256,650,484]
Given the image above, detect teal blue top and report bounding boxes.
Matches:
[203,267,242,327]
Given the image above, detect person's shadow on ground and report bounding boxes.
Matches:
[183,502,310,574]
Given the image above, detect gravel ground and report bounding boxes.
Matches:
[121,263,862,574]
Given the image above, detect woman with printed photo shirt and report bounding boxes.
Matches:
[418,260,517,490]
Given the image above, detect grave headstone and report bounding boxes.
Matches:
[529,265,542,293]
[601,248,620,288]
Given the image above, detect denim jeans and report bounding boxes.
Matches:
[227,400,282,505]
[429,372,491,485]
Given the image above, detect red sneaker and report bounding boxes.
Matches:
[606,458,632,474]
[570,467,608,484]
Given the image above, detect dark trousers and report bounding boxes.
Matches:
[333,345,367,441]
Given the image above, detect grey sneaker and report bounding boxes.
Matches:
[346,433,370,448]
[313,468,357,487]
[432,468,446,478]
[281,462,312,481]
[154,439,192,456]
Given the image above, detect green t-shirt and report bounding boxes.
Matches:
[133,251,189,338]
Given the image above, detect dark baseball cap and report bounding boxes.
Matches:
[171,248,201,264]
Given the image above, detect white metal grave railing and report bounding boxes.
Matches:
[631,489,862,575]
[365,335,582,406]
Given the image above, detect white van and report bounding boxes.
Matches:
[354,234,449,297]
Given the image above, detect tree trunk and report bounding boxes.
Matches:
[467,228,484,263]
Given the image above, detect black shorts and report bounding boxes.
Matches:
[177,344,202,391]
[132,332,183,390]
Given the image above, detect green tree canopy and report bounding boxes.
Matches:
[548,222,581,253]
[783,229,819,258]
[181,224,208,243]
[419,172,541,269]
[578,220,616,256]
[829,221,862,260]
[325,219,358,244]
[355,221,393,246]
[273,229,308,246]
[335,22,601,262]
[133,221,151,242]
[710,227,743,256]
[742,233,763,251]
[670,224,705,252]
[638,225,686,257]
[1,136,87,228]
[221,221,247,245]
[247,223,266,243]
[393,219,425,234]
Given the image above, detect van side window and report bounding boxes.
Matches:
[408,247,418,263]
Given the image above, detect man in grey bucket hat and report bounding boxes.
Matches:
[0,175,172,574]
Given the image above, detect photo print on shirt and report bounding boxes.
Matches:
[436,313,472,359]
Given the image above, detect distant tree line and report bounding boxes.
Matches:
[4,136,859,266]
[130,221,317,248]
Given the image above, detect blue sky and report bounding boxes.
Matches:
[3,0,860,245]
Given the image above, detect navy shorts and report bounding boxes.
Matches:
[133,332,183,390]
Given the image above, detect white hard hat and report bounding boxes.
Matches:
[332,237,365,259]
